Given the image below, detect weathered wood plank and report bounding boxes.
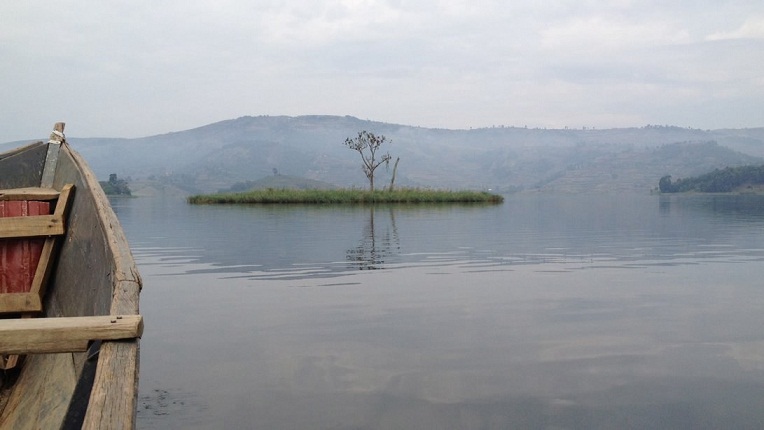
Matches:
[57,146,142,429]
[60,143,143,429]
[0,187,60,201]
[49,149,119,376]
[0,292,42,313]
[82,340,140,430]
[0,315,143,355]
[0,142,47,189]
[29,238,55,298]
[0,353,77,429]
[54,183,74,217]
[0,215,65,238]
[40,123,65,188]
[0,184,72,239]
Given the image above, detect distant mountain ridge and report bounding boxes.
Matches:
[3,116,763,194]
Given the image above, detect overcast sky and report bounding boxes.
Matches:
[1,1,763,142]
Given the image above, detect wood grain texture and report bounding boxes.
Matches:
[0,315,143,355]
[0,293,42,314]
[57,144,142,429]
[0,187,59,201]
[82,340,140,430]
[0,215,64,239]
[0,142,47,189]
[0,353,77,429]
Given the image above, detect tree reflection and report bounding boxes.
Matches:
[346,206,400,270]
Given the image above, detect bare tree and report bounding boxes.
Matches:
[344,131,392,192]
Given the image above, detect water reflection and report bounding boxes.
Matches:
[659,193,764,222]
[110,194,764,429]
[346,206,401,270]
[109,195,764,281]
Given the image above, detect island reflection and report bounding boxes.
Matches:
[346,206,401,270]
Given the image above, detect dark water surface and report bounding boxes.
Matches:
[113,193,764,429]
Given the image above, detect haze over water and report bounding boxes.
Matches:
[113,193,764,429]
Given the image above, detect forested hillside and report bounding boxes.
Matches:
[659,165,764,193]
[3,116,763,194]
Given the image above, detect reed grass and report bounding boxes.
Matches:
[188,188,504,204]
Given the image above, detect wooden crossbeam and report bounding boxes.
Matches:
[0,293,42,314]
[0,215,64,238]
[0,315,143,355]
[0,184,72,239]
[0,187,60,201]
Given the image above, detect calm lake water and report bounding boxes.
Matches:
[112,193,764,430]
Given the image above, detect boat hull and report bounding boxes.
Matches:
[0,138,142,429]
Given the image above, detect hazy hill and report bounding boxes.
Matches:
[2,116,763,194]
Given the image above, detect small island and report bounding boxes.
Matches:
[188,130,503,205]
[188,188,503,204]
[659,165,764,193]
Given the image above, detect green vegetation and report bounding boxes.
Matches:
[659,165,764,193]
[188,188,503,205]
[100,173,132,196]
[219,175,336,193]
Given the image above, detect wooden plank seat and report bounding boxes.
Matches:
[0,187,62,201]
[0,315,143,355]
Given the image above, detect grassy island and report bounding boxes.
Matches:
[188,188,503,205]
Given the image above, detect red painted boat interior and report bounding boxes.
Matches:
[0,200,50,294]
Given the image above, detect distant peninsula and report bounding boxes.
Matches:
[659,165,764,193]
[100,173,132,196]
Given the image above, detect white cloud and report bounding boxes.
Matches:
[540,16,691,53]
[707,15,764,40]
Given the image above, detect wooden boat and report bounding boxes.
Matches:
[0,123,143,429]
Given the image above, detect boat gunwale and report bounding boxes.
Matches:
[58,141,142,429]
[0,141,46,161]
